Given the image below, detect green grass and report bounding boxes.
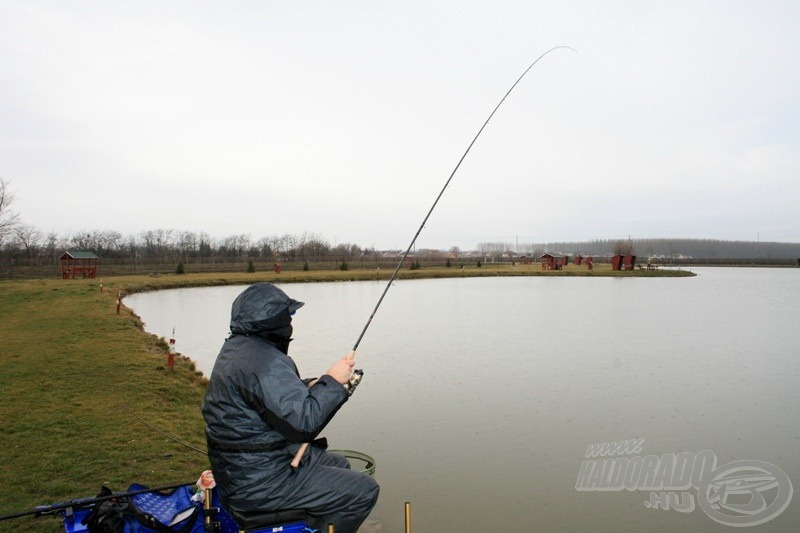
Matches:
[0,279,209,531]
[0,264,692,530]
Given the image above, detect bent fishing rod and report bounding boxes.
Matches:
[351,45,576,353]
[292,45,576,468]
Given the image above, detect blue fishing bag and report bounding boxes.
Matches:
[64,484,203,533]
[128,483,203,533]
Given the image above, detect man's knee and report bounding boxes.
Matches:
[355,475,380,512]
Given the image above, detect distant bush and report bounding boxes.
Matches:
[247,259,255,273]
[339,261,349,271]
[175,262,185,275]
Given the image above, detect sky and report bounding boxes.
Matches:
[1,0,799,251]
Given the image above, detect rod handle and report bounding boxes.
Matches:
[290,443,308,468]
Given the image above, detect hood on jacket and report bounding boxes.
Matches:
[229,282,304,336]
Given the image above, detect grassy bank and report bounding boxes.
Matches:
[0,264,692,530]
[0,278,210,531]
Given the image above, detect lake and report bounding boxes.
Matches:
[125,267,800,532]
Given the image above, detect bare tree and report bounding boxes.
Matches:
[255,236,274,258]
[176,231,198,261]
[476,241,512,259]
[0,178,20,246]
[43,231,62,266]
[140,229,175,260]
[613,239,633,256]
[12,224,42,260]
[275,234,297,258]
[220,234,251,259]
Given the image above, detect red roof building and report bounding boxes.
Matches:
[59,251,99,279]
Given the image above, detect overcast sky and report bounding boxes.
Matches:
[2,1,798,250]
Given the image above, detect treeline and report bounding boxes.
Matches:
[7,180,796,277]
[476,238,800,261]
[0,228,374,275]
[3,230,799,276]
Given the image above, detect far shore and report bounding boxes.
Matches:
[111,262,696,296]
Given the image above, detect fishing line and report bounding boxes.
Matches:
[352,45,577,352]
[130,409,208,456]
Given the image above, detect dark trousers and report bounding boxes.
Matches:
[273,447,380,533]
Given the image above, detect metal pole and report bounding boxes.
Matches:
[204,488,212,528]
[405,501,412,533]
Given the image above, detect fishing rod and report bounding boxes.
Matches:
[0,482,192,522]
[350,45,576,353]
[292,46,576,468]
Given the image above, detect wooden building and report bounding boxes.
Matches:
[59,251,99,279]
[611,254,637,271]
[540,253,565,270]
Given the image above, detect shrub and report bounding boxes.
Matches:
[175,262,185,275]
[247,259,255,273]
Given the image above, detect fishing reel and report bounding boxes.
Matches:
[345,369,364,397]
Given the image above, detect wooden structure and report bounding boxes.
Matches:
[611,254,637,271]
[540,253,565,270]
[59,251,99,279]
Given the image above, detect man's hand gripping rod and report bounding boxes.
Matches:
[290,46,575,469]
[291,350,362,468]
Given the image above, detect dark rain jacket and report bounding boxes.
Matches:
[201,283,349,513]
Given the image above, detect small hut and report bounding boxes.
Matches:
[540,253,564,270]
[59,251,99,279]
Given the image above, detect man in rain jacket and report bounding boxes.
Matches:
[202,282,379,532]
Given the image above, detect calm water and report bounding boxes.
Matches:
[126,268,800,532]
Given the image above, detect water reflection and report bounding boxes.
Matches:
[126,268,800,531]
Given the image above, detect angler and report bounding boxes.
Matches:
[201,282,379,533]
